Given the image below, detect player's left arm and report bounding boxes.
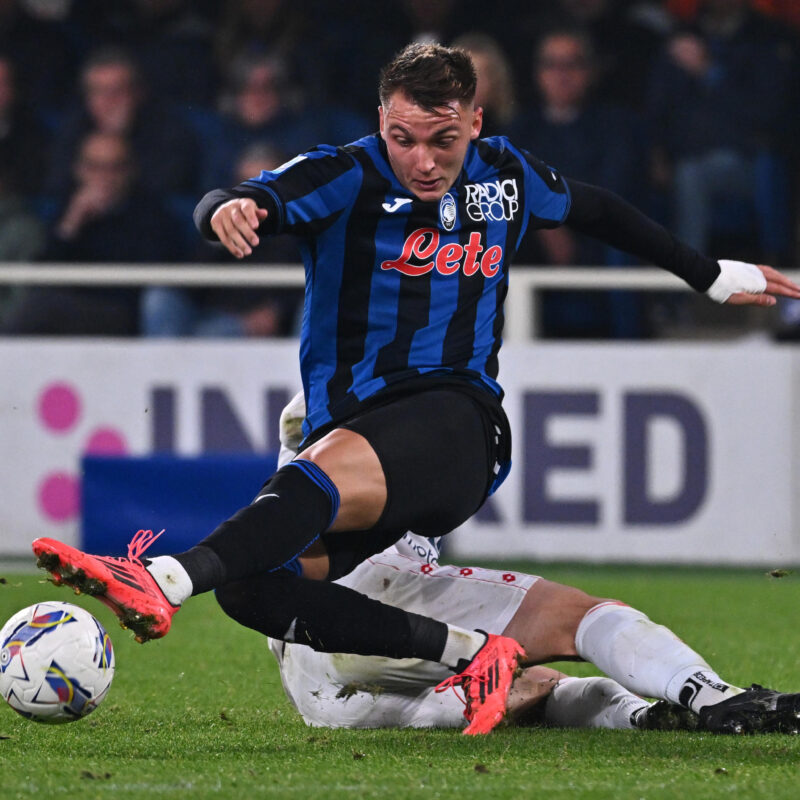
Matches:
[563,179,800,306]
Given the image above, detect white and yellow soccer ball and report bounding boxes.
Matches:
[0,601,114,723]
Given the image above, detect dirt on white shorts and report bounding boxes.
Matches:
[268,550,539,728]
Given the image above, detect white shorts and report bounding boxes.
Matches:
[268,551,540,728]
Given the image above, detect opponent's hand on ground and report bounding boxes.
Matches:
[211,198,268,259]
[707,261,800,306]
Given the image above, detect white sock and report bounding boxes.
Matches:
[543,676,649,730]
[440,627,488,670]
[145,556,193,606]
[575,602,742,713]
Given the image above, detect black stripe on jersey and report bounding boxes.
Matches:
[484,284,507,379]
[441,210,489,370]
[290,208,348,239]
[266,146,357,205]
[372,208,435,380]
[323,149,393,419]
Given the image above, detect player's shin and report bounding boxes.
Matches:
[575,602,743,713]
[172,461,340,596]
[543,677,650,730]
[216,569,463,662]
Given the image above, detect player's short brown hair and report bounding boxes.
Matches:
[378,43,477,111]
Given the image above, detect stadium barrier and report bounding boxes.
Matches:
[0,262,699,339]
[1,264,799,565]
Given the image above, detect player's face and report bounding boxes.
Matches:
[379,91,482,202]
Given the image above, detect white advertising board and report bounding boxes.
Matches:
[1,340,797,565]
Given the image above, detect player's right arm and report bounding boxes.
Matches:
[210,198,268,260]
[194,144,361,258]
[193,186,277,259]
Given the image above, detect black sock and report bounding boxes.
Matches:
[172,545,226,596]
[175,461,339,595]
[216,570,449,662]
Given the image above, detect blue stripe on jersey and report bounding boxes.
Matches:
[348,208,407,402]
[297,185,361,435]
[406,228,462,368]
[282,169,360,227]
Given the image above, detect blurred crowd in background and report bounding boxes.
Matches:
[0,0,798,340]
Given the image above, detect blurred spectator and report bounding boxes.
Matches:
[1,131,184,336]
[43,45,202,202]
[510,27,649,338]
[670,0,800,28]
[196,51,365,189]
[214,0,319,99]
[315,0,477,118]
[141,140,302,339]
[0,50,49,196]
[751,0,800,29]
[0,0,79,118]
[452,33,518,136]
[397,0,467,45]
[498,0,670,111]
[0,162,47,323]
[111,0,219,107]
[645,0,797,263]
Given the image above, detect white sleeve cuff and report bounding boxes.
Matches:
[706,260,766,304]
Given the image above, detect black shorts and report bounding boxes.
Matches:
[339,384,509,537]
[301,380,511,580]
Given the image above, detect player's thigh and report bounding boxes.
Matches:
[502,579,611,662]
[341,389,496,536]
[298,427,387,530]
[338,552,538,634]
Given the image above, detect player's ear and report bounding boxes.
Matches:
[470,105,483,140]
[378,105,386,138]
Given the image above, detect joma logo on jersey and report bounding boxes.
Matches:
[381,228,503,278]
[465,179,519,222]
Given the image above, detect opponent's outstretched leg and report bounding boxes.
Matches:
[505,579,800,734]
[575,601,800,734]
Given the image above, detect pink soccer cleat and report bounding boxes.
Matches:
[434,632,525,735]
[32,529,178,643]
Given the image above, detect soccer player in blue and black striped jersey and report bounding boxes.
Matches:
[33,43,800,735]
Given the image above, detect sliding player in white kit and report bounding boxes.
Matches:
[269,393,796,734]
[270,527,692,731]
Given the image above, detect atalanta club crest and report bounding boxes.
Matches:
[439,193,456,231]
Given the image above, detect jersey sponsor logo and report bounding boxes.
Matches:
[382,197,412,213]
[439,192,457,231]
[464,178,519,222]
[380,228,503,278]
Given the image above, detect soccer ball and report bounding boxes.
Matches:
[0,601,115,723]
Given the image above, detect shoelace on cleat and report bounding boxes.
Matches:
[126,529,164,562]
[435,666,500,707]
[435,673,469,706]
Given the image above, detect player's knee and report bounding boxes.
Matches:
[214,579,251,623]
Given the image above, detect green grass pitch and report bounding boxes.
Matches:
[2,561,800,799]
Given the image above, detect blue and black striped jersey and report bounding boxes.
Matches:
[238,133,571,438]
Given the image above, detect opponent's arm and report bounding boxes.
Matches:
[564,179,800,305]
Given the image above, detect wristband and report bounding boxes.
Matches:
[706,260,766,304]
